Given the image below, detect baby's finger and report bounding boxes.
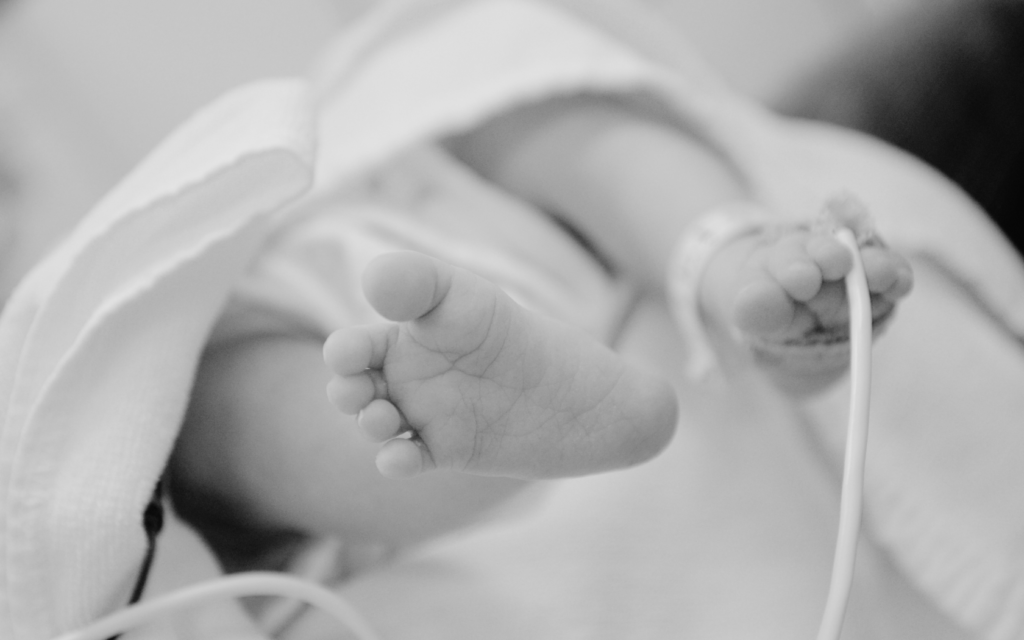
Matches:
[879,256,914,302]
[767,234,822,302]
[870,296,897,323]
[806,233,853,281]
[734,276,797,337]
[820,193,874,238]
[859,246,904,294]
[783,305,819,340]
[805,280,849,328]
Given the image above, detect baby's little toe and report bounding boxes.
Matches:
[358,399,404,442]
[376,436,433,478]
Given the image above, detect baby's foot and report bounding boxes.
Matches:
[324,251,678,479]
[702,200,913,392]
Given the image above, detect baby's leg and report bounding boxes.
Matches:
[324,251,678,479]
[700,213,913,392]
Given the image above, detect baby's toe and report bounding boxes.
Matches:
[376,436,434,478]
[734,276,797,337]
[358,399,404,442]
[363,251,448,322]
[324,325,391,376]
[327,371,383,415]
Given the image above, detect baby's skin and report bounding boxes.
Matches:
[324,251,679,479]
[701,202,913,391]
[729,221,910,341]
[325,208,911,479]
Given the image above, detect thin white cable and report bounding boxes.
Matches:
[51,571,381,640]
[815,227,873,640]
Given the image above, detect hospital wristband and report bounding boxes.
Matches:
[666,202,773,381]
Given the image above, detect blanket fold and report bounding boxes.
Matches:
[0,79,315,639]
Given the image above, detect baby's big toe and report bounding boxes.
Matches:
[363,251,445,322]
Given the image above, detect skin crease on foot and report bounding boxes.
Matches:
[324,251,679,480]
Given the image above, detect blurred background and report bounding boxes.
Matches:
[4,0,931,172]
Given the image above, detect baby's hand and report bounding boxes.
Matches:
[733,202,912,343]
[702,197,912,393]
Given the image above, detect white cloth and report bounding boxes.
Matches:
[0,80,315,639]
[214,142,628,347]
[3,1,1024,639]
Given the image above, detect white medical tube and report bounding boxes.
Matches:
[815,227,873,640]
